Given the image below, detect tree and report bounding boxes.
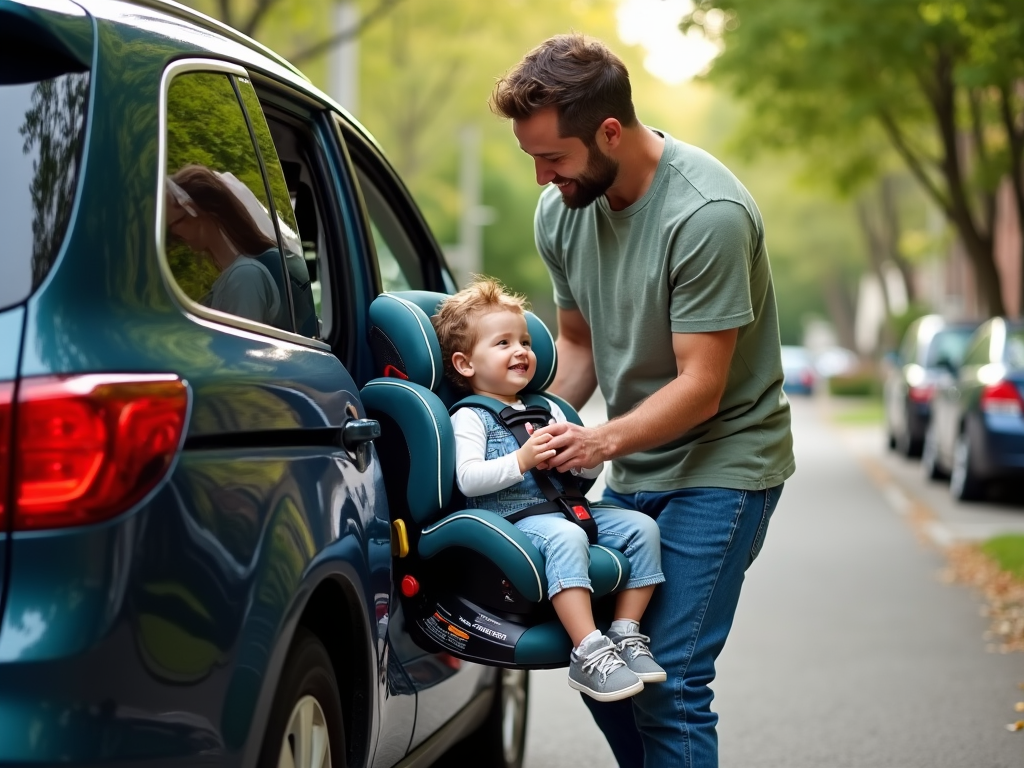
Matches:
[683,0,1024,316]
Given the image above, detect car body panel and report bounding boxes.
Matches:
[780,345,815,396]
[930,320,1024,485]
[0,1,496,765]
[0,307,25,626]
[884,316,979,454]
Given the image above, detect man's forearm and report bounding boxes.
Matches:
[597,371,722,461]
[549,336,598,410]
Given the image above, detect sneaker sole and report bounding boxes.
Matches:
[635,671,667,683]
[568,677,645,702]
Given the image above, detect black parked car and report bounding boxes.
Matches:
[923,318,1024,500]
[884,315,980,457]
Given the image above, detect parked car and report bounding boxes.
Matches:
[0,1,528,765]
[812,346,859,380]
[781,345,816,395]
[884,314,980,457]
[923,318,1024,500]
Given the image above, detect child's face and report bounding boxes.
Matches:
[453,309,536,402]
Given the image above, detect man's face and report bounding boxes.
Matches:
[513,107,619,210]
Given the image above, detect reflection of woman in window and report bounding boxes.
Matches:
[166,164,283,328]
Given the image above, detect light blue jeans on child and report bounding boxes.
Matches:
[513,504,665,600]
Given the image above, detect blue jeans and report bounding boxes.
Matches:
[514,504,665,599]
[582,484,783,768]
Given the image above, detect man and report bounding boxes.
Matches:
[490,34,795,768]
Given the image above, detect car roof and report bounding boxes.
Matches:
[58,0,386,155]
[76,0,304,78]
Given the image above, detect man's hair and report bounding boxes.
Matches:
[490,33,638,145]
[432,277,529,389]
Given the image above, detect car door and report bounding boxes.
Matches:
[153,59,393,760]
[245,74,427,766]
[334,116,491,751]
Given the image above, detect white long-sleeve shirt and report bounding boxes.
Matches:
[452,397,603,498]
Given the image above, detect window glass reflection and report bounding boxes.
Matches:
[0,69,88,310]
[164,72,288,331]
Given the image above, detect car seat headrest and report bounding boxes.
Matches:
[368,290,558,401]
[369,293,444,391]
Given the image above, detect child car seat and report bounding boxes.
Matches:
[360,291,631,668]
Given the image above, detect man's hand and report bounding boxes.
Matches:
[515,427,558,474]
[532,421,607,473]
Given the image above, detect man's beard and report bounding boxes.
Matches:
[556,145,619,210]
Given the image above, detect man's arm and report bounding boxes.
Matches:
[537,327,738,472]
[548,307,598,411]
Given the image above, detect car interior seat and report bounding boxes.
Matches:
[360,291,631,668]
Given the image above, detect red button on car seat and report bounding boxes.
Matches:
[401,575,420,597]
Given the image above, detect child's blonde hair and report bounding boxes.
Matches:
[432,276,530,388]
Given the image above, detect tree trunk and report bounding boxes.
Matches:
[928,51,1005,316]
[823,271,858,352]
[879,176,916,303]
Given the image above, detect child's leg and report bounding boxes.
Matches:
[551,587,597,647]
[590,504,666,604]
[515,512,645,701]
[613,584,656,623]
[512,513,595,641]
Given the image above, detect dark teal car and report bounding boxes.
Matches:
[0,1,530,765]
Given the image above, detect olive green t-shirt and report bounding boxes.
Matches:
[534,132,795,493]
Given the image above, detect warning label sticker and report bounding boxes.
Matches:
[423,612,468,652]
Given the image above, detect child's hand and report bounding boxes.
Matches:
[516,424,557,474]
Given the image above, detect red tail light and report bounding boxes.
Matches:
[11,374,189,530]
[0,382,12,529]
[980,380,1023,417]
[908,384,935,403]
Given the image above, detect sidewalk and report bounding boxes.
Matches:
[821,394,1024,545]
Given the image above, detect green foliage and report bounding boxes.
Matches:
[684,0,1024,315]
[827,371,882,397]
[888,301,933,352]
[179,0,885,334]
[164,72,275,300]
[981,534,1024,579]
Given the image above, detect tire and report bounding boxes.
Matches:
[896,410,922,458]
[921,425,947,481]
[258,629,346,768]
[950,431,985,502]
[446,668,530,768]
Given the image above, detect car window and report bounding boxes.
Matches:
[236,79,321,339]
[353,165,423,292]
[961,330,991,367]
[164,71,291,332]
[780,346,811,367]
[1005,329,1024,370]
[925,328,974,368]
[0,58,88,310]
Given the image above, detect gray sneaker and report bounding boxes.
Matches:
[568,635,644,702]
[607,623,667,683]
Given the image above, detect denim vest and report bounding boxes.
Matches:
[464,407,566,518]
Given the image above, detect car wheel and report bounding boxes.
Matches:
[921,425,947,481]
[447,668,529,768]
[950,431,985,502]
[258,629,345,768]
[896,412,922,457]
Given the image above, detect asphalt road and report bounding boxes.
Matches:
[522,396,1024,768]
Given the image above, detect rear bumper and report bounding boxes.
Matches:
[975,414,1024,478]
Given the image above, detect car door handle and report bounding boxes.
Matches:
[342,418,380,449]
[340,418,380,472]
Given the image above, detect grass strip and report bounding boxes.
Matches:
[981,534,1024,580]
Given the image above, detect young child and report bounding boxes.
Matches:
[432,278,665,702]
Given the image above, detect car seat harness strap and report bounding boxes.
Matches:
[451,395,598,544]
